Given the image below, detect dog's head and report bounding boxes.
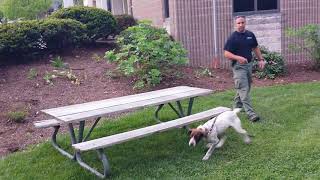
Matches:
[188,128,207,147]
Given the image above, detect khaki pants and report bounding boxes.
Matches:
[232,62,256,117]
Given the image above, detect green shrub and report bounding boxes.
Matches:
[253,46,286,79]
[114,14,136,35]
[0,0,51,20]
[27,68,38,79]
[105,23,188,89]
[49,6,116,41]
[7,110,28,123]
[0,10,4,22]
[0,18,87,61]
[195,67,214,78]
[286,24,320,69]
[0,20,43,57]
[39,18,87,50]
[50,56,64,68]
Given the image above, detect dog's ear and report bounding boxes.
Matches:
[199,128,208,137]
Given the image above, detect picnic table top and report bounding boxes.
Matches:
[41,86,213,124]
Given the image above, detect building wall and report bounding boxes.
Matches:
[131,0,164,27]
[246,13,282,53]
[83,0,127,15]
[175,0,222,67]
[176,0,320,68]
[128,0,234,68]
[63,0,74,7]
[214,0,233,68]
[281,0,320,64]
[174,0,234,68]
[112,0,125,15]
[130,0,320,68]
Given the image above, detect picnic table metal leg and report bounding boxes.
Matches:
[75,149,110,178]
[184,97,195,130]
[168,103,183,118]
[78,121,85,142]
[155,98,195,123]
[83,117,101,141]
[187,97,195,116]
[176,101,185,117]
[155,103,184,122]
[68,123,78,160]
[154,104,164,122]
[155,102,186,122]
[51,118,101,160]
[97,149,111,177]
[67,119,111,178]
[68,123,78,144]
[51,125,74,159]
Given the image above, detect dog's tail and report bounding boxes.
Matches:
[233,108,242,114]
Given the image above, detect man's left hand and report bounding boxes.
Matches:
[258,60,266,69]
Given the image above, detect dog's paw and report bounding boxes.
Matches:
[202,156,210,161]
[205,143,213,149]
[244,137,252,144]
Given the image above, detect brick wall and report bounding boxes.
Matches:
[130,0,232,68]
[281,0,320,64]
[130,0,320,68]
[131,0,164,27]
[174,0,234,68]
[246,13,282,53]
[215,0,233,68]
[175,0,215,67]
[175,0,320,67]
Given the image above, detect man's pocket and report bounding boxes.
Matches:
[234,78,247,89]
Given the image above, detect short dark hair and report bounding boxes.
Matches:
[235,15,246,20]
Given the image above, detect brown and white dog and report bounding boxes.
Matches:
[188,108,251,161]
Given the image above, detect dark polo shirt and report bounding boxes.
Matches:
[224,30,258,66]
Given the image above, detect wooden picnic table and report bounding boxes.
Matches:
[36,86,229,178]
[42,86,213,123]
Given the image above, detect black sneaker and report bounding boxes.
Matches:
[249,114,260,122]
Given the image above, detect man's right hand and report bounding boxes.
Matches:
[237,56,248,64]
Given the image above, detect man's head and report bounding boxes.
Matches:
[235,16,246,33]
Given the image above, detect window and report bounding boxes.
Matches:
[163,0,169,18]
[234,0,254,13]
[233,0,278,14]
[257,0,277,11]
[107,0,112,12]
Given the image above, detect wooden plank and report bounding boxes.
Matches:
[42,86,199,117]
[57,88,213,123]
[73,107,230,152]
[34,119,60,128]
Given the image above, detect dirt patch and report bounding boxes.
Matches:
[0,46,319,157]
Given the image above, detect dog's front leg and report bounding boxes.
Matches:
[202,143,217,161]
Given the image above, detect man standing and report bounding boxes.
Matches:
[224,16,265,122]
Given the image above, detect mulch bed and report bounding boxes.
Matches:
[0,46,319,157]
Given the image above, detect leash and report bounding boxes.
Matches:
[208,116,217,134]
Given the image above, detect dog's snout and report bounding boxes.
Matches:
[189,137,196,147]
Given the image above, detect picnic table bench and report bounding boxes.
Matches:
[34,86,229,178]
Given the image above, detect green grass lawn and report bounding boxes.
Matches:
[1,82,319,180]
